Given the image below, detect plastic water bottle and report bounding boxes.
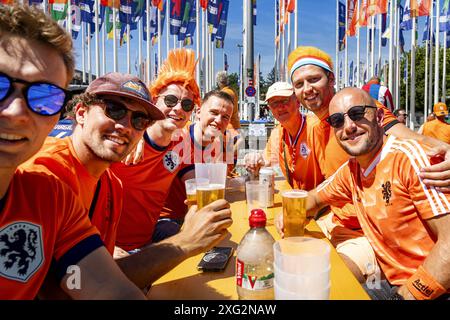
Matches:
[236,209,275,300]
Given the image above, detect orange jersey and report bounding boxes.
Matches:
[26,137,123,254]
[319,100,399,229]
[111,129,192,251]
[265,113,326,190]
[316,135,450,285]
[160,123,226,220]
[0,169,101,299]
[422,119,450,144]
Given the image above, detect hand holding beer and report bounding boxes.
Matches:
[194,163,227,209]
[185,178,209,209]
[196,183,225,209]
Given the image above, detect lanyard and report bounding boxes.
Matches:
[282,114,305,186]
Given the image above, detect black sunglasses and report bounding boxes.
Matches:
[0,72,68,116]
[159,94,194,112]
[102,99,152,131]
[326,105,377,128]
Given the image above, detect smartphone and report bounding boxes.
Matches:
[197,246,234,272]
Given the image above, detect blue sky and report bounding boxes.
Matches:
[73,0,437,80]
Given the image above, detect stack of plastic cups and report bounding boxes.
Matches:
[273,237,331,300]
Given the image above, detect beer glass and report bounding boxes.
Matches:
[185,178,209,209]
[281,190,308,237]
[196,183,225,209]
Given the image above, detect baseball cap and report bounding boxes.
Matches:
[287,46,334,81]
[86,72,165,120]
[433,102,448,117]
[265,82,294,102]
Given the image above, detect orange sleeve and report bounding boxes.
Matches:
[315,162,354,208]
[375,100,398,128]
[265,125,281,165]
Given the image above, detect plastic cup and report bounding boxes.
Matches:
[273,263,330,294]
[195,163,227,186]
[184,178,209,209]
[273,237,330,274]
[274,280,330,300]
[281,190,308,237]
[245,181,269,217]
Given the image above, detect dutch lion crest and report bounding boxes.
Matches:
[163,150,180,173]
[0,222,43,282]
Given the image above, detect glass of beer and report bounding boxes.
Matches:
[185,178,209,209]
[281,190,308,237]
[196,183,225,210]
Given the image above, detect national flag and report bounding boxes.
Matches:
[154,52,158,77]
[49,0,68,3]
[400,1,412,31]
[410,0,431,17]
[287,0,295,13]
[349,61,354,86]
[101,0,120,9]
[440,0,450,32]
[28,0,44,9]
[170,0,186,35]
[51,2,68,22]
[339,60,343,81]
[381,13,387,46]
[208,0,224,40]
[367,0,387,17]
[144,2,166,43]
[70,0,82,39]
[0,0,15,4]
[338,1,346,51]
[359,0,369,27]
[224,53,229,71]
[119,0,144,27]
[200,0,208,10]
[178,0,195,43]
[253,0,257,25]
[347,0,358,37]
[422,15,435,45]
[215,0,229,48]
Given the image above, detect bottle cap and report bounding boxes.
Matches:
[249,208,267,228]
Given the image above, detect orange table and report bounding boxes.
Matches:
[147,179,370,300]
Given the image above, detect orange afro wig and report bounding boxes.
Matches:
[149,48,201,108]
[287,46,334,80]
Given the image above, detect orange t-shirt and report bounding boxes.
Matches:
[27,137,123,254]
[422,118,450,144]
[0,169,100,299]
[318,100,399,229]
[160,123,227,220]
[111,129,191,251]
[265,113,327,190]
[316,135,450,285]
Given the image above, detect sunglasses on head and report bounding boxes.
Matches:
[159,94,194,112]
[102,99,152,131]
[0,72,68,116]
[326,105,377,128]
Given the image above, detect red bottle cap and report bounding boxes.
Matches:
[249,208,267,228]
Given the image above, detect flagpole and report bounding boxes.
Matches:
[201,6,205,93]
[196,0,200,89]
[95,0,100,78]
[336,0,340,90]
[157,5,161,71]
[67,0,72,36]
[113,6,118,72]
[429,5,435,106]
[88,22,92,82]
[294,0,298,48]
[274,0,277,79]
[377,14,382,77]
[388,0,394,91]
[443,32,447,101]
[356,0,360,87]
[434,0,441,104]
[395,5,400,109]
[127,24,131,74]
[410,17,417,130]
[406,54,409,115]
[205,17,210,92]
[138,16,143,79]
[425,38,429,117]
[281,3,285,82]
[102,10,106,75]
[344,0,348,87]
[370,15,375,77]
[366,21,369,83]
[166,1,169,59]
[146,0,151,82]
[81,21,86,83]
[211,40,215,90]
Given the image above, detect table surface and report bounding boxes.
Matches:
[147,179,370,300]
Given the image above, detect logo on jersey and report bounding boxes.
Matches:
[381,181,392,206]
[0,222,44,282]
[163,150,180,173]
[299,142,310,159]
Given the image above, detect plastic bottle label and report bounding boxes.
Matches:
[236,259,274,290]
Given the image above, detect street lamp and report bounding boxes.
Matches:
[237,44,243,119]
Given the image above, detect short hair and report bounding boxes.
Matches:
[216,71,228,87]
[202,89,234,107]
[0,4,75,86]
[393,108,406,117]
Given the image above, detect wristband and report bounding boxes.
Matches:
[406,266,446,300]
